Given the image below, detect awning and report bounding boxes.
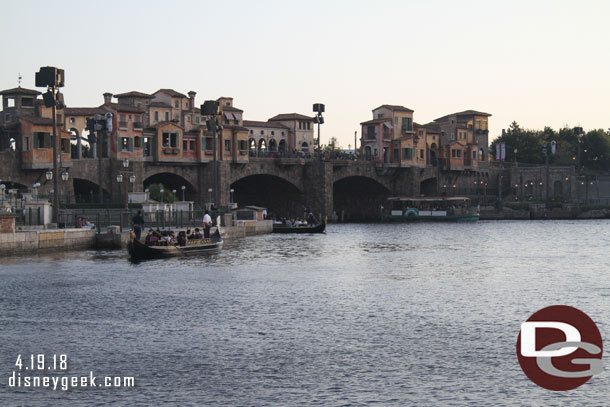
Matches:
[383,123,394,129]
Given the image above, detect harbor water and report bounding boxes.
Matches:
[1,221,609,406]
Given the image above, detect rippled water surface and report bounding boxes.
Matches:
[1,221,610,406]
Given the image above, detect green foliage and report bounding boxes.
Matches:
[148,183,175,203]
[491,123,610,171]
[322,137,342,153]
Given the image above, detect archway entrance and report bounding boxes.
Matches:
[333,176,391,221]
[231,175,303,218]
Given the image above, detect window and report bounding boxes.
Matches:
[260,130,264,135]
[202,137,212,150]
[299,122,302,130]
[175,101,179,108]
[393,149,399,161]
[183,140,187,151]
[249,130,253,134]
[70,117,75,124]
[21,97,34,107]
[281,131,285,137]
[187,116,190,122]
[457,150,462,158]
[367,126,376,140]
[119,137,133,152]
[402,148,413,160]
[395,117,398,125]
[143,137,152,157]
[24,136,30,151]
[60,138,70,153]
[441,131,445,139]
[5,114,11,122]
[186,102,189,109]
[34,132,51,149]
[165,112,169,121]
[307,122,310,130]
[472,150,477,160]
[420,149,424,159]
[134,136,141,148]
[196,116,200,124]
[154,111,159,122]
[377,113,384,119]
[120,115,127,128]
[401,117,413,132]
[189,140,195,151]
[129,115,132,121]
[239,140,248,150]
[452,149,456,158]
[419,130,423,137]
[451,132,456,141]
[224,139,232,152]
[271,131,275,136]
[56,114,62,123]
[162,132,178,148]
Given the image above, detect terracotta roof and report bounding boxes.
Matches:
[268,113,313,121]
[154,89,187,98]
[65,107,107,116]
[423,122,441,132]
[151,121,183,130]
[114,91,154,98]
[149,102,172,108]
[373,104,414,113]
[20,116,54,125]
[102,103,145,113]
[222,106,243,113]
[0,87,41,96]
[243,120,289,129]
[435,110,492,122]
[360,118,391,125]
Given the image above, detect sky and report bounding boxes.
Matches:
[2,0,609,149]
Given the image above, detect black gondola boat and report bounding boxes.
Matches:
[272,221,326,234]
[127,229,223,261]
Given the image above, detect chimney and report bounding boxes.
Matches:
[103,92,113,105]
[188,91,196,112]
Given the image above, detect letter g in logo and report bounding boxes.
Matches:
[516,305,603,391]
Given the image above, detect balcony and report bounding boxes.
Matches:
[475,129,489,135]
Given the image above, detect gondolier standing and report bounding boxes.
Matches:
[132,210,145,241]
[202,210,212,239]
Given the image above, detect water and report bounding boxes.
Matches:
[1,221,609,406]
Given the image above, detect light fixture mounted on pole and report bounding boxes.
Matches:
[313,103,325,151]
[202,101,221,207]
[35,66,64,225]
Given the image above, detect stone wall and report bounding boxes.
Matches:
[0,228,96,255]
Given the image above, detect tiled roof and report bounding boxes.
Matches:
[435,110,492,122]
[114,91,154,98]
[65,107,107,116]
[151,121,183,130]
[222,106,243,113]
[222,124,249,131]
[268,113,313,121]
[20,116,54,125]
[373,104,414,113]
[149,102,172,108]
[0,87,41,96]
[102,103,145,113]
[360,118,391,125]
[154,89,187,98]
[243,120,289,129]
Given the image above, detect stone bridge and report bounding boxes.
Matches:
[1,151,580,220]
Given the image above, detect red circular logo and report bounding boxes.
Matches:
[516,305,603,391]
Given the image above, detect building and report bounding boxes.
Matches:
[243,120,290,154]
[433,110,491,170]
[267,113,314,153]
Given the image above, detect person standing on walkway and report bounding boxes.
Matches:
[202,210,212,239]
[132,210,145,241]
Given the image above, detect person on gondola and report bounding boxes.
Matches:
[202,210,212,239]
[132,210,145,241]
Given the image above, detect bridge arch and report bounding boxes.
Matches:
[143,172,197,201]
[333,175,392,221]
[73,178,109,203]
[231,174,303,218]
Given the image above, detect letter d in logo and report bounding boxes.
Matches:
[516,305,603,391]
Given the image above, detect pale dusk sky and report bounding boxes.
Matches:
[2,0,608,149]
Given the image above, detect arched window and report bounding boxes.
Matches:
[301,141,309,152]
[268,139,277,152]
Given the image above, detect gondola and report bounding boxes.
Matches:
[127,229,223,261]
[272,221,326,234]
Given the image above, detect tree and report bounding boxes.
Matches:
[322,137,342,153]
[148,183,175,203]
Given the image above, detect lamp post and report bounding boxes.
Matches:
[313,103,325,151]
[61,171,69,205]
[181,185,186,202]
[116,174,123,206]
[160,187,164,205]
[208,188,213,209]
[230,188,234,205]
[129,175,136,208]
[35,66,64,224]
[0,184,5,206]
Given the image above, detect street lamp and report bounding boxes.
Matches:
[230,188,234,204]
[208,188,213,208]
[160,187,164,205]
[123,158,129,168]
[181,185,186,202]
[0,184,5,206]
[129,175,136,206]
[45,170,53,181]
[33,182,41,200]
[116,174,123,206]
[61,172,69,204]
[313,103,325,150]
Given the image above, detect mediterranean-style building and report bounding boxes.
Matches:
[244,113,314,154]
[360,105,490,169]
